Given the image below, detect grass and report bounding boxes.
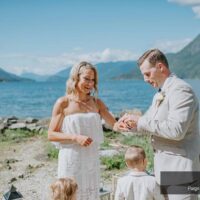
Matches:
[99,131,154,183]
[0,129,43,143]
[103,131,119,139]
[0,128,154,175]
[0,128,59,160]
[46,142,59,159]
[100,131,154,176]
[0,128,154,192]
[100,154,126,170]
[46,131,153,170]
[121,135,154,170]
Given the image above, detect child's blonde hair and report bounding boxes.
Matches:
[125,145,146,167]
[51,178,78,200]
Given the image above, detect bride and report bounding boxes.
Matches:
[48,61,117,200]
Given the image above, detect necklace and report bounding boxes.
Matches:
[72,97,91,104]
[68,96,90,110]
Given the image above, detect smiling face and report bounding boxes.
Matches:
[67,61,98,96]
[77,68,95,95]
[140,59,164,88]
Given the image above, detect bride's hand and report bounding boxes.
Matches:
[113,121,130,132]
[119,113,140,125]
[74,135,93,147]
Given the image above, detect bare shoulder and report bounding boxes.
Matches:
[52,96,69,116]
[56,96,69,106]
[96,98,104,106]
[96,98,108,110]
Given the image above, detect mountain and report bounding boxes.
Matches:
[114,34,200,80]
[0,68,33,82]
[46,34,200,81]
[20,72,49,82]
[167,34,200,79]
[46,61,141,81]
[96,61,142,80]
[46,67,71,82]
[3,33,199,82]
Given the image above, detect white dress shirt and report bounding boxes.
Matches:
[114,171,165,200]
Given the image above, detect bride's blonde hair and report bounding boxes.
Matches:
[50,178,78,200]
[66,61,98,97]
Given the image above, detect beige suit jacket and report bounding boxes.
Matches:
[138,74,200,184]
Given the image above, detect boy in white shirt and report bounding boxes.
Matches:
[115,145,165,200]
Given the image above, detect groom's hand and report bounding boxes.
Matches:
[118,113,140,129]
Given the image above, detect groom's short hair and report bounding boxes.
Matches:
[137,48,169,69]
[125,145,146,167]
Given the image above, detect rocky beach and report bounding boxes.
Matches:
[0,115,153,200]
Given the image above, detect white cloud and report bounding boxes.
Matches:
[192,5,200,18]
[0,49,138,75]
[168,0,200,5]
[168,0,200,18]
[152,38,192,53]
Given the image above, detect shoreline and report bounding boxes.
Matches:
[0,116,49,134]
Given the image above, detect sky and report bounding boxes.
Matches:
[0,0,200,75]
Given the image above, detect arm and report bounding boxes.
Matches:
[48,97,93,146]
[138,86,197,140]
[97,99,117,128]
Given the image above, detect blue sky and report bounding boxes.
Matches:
[0,0,200,75]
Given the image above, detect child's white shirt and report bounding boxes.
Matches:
[114,171,165,200]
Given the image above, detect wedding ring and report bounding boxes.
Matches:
[126,120,136,127]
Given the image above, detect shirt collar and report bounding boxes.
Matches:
[129,171,149,176]
[160,73,176,92]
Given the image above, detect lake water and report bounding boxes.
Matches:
[0,79,200,118]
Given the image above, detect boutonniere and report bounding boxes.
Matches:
[156,91,165,107]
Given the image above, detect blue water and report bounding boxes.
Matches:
[0,79,200,118]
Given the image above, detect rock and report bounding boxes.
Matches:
[37,118,50,127]
[5,116,18,126]
[26,123,37,131]
[9,122,26,129]
[9,119,18,124]
[119,109,142,117]
[25,117,38,124]
[35,126,42,132]
[0,117,48,132]
[3,118,8,124]
[0,123,6,133]
[5,158,19,164]
[7,116,18,121]
[0,117,4,123]
[9,177,17,183]
[39,128,45,134]
[99,149,120,158]
[18,174,24,179]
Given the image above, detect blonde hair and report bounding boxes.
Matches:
[50,178,78,200]
[125,145,146,167]
[66,61,98,97]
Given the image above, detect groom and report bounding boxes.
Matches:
[118,49,200,200]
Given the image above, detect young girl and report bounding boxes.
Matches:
[51,178,78,200]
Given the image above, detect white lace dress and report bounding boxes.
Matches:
[55,112,104,200]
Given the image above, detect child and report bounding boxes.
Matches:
[115,145,164,200]
[50,178,78,200]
